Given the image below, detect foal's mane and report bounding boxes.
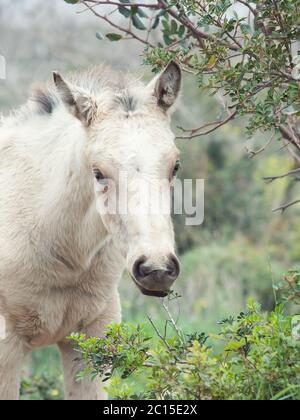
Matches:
[0,65,143,128]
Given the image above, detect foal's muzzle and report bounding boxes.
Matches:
[131,255,180,298]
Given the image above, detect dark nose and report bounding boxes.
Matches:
[132,255,180,297]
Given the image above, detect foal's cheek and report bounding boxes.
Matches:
[94,192,119,234]
[95,194,108,217]
[94,180,109,195]
[100,213,121,236]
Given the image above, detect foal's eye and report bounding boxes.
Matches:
[93,169,107,184]
[172,161,181,178]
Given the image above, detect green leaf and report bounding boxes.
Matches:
[240,24,252,35]
[132,15,146,30]
[207,55,218,69]
[136,8,148,18]
[163,33,173,46]
[118,6,131,18]
[152,15,160,30]
[171,20,178,34]
[106,33,123,41]
[64,0,79,3]
[224,340,245,352]
[162,19,169,31]
[178,25,185,38]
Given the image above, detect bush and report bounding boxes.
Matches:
[71,0,300,213]
[71,272,300,400]
[20,373,63,400]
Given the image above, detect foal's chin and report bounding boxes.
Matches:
[131,276,170,298]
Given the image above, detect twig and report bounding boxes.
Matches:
[85,0,160,8]
[273,199,300,213]
[147,316,171,350]
[279,125,300,150]
[82,1,155,48]
[178,119,225,134]
[237,0,257,16]
[282,138,300,165]
[272,0,293,68]
[246,135,273,158]
[158,0,239,52]
[165,34,191,51]
[162,300,184,343]
[177,110,238,140]
[263,167,300,183]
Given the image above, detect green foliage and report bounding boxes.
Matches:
[132,15,147,31]
[106,33,123,41]
[63,0,79,4]
[76,0,300,148]
[20,374,63,400]
[275,269,300,305]
[146,0,299,139]
[20,346,63,400]
[71,273,300,400]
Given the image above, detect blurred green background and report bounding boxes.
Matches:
[1,0,299,400]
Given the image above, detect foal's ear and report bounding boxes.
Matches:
[53,72,96,126]
[151,61,181,111]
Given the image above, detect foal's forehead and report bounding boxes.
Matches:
[90,112,179,174]
[102,113,178,154]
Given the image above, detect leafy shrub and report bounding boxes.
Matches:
[20,373,63,400]
[69,0,300,174]
[71,272,300,400]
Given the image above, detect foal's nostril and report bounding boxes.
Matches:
[133,255,180,281]
[167,255,180,279]
[133,256,148,279]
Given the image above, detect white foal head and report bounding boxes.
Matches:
[53,62,181,297]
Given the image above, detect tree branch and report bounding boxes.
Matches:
[246,135,274,158]
[158,0,239,51]
[279,125,300,150]
[85,0,160,8]
[147,316,171,350]
[263,167,300,183]
[82,1,155,47]
[273,199,300,213]
[237,0,257,17]
[78,0,300,179]
[162,300,184,343]
[176,110,238,140]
